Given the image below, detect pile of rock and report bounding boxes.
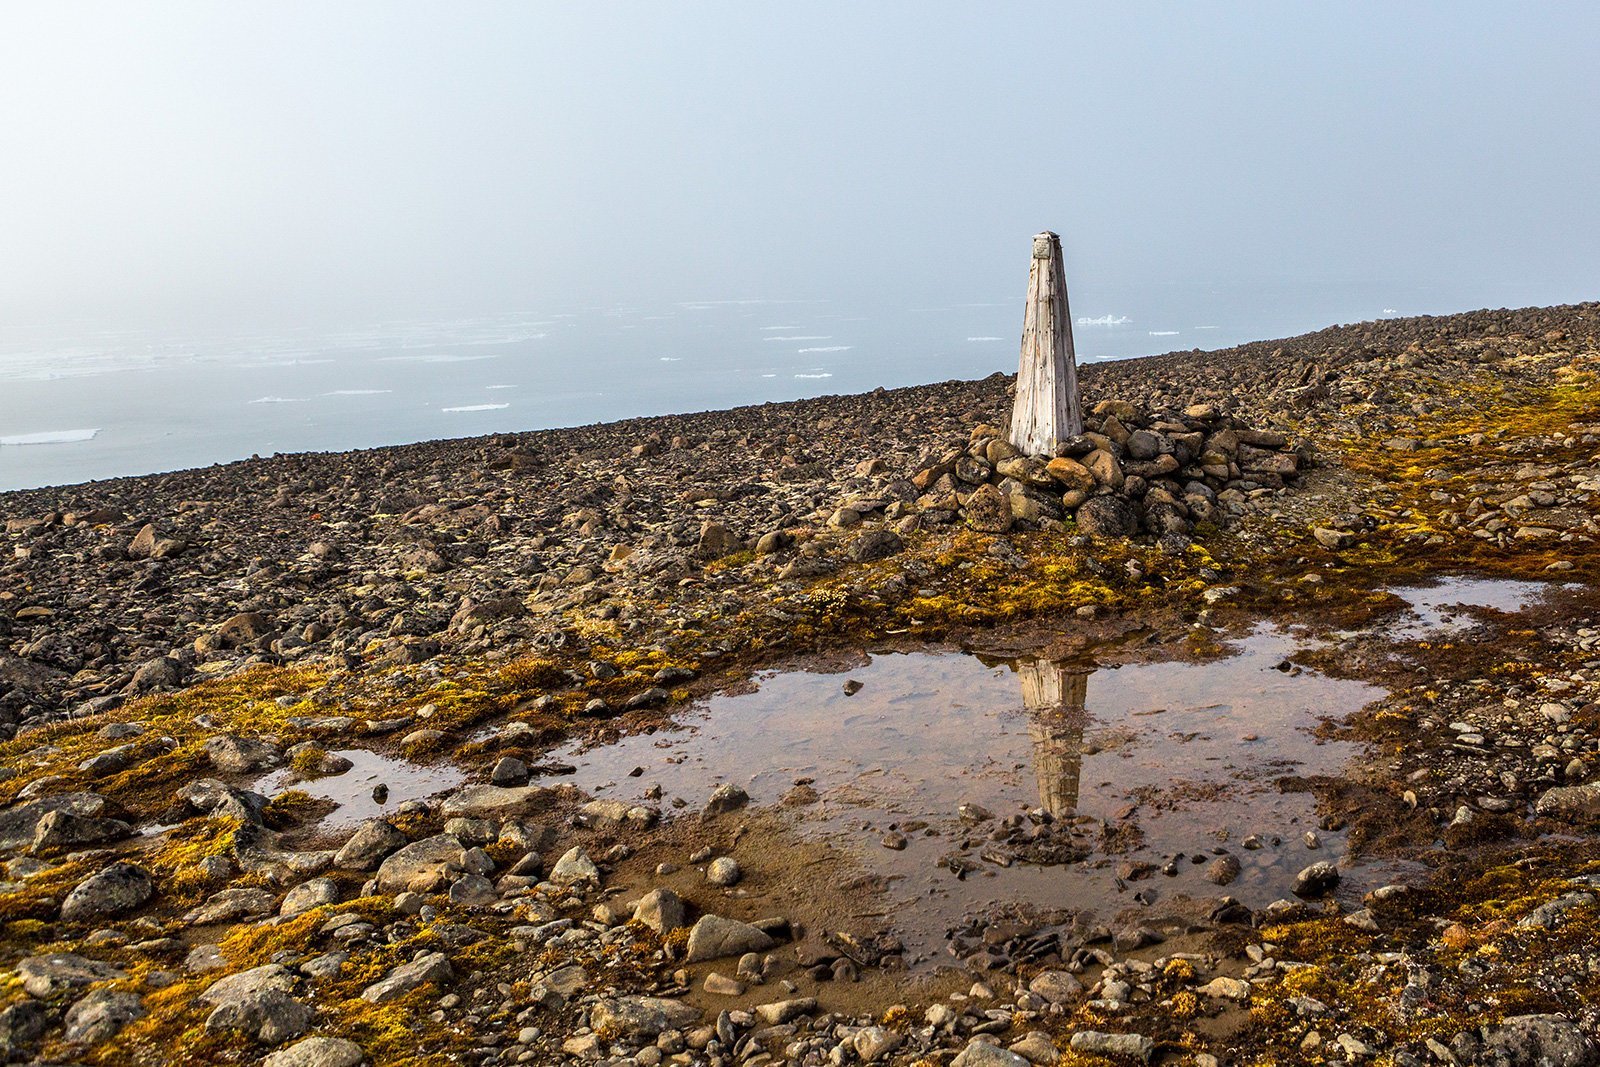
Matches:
[905,400,1308,539]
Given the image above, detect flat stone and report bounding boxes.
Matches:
[438,784,561,818]
[361,951,452,1003]
[590,996,699,1040]
[16,953,125,997]
[1069,1031,1154,1063]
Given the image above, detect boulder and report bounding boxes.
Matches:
[16,953,124,998]
[334,819,409,870]
[549,846,601,887]
[0,793,115,851]
[632,888,687,934]
[375,834,466,893]
[261,1036,367,1067]
[438,784,560,818]
[1075,496,1137,539]
[684,914,777,963]
[361,952,452,1003]
[1069,1032,1154,1063]
[64,988,145,1044]
[279,877,340,917]
[590,996,699,1040]
[60,862,154,922]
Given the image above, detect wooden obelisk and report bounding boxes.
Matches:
[1009,231,1083,455]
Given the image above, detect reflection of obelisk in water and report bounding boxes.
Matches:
[1020,660,1089,819]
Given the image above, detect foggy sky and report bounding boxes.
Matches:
[3,2,1598,336]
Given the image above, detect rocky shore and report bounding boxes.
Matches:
[3,302,1600,1066]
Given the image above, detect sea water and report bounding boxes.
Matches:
[0,280,1524,491]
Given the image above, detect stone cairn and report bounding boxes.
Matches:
[910,231,1307,539]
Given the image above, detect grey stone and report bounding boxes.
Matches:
[361,951,452,1003]
[632,888,687,934]
[64,988,145,1044]
[60,862,154,922]
[333,819,409,870]
[204,734,283,772]
[684,914,777,963]
[549,846,601,887]
[1068,1031,1155,1063]
[374,834,465,893]
[590,996,699,1040]
[16,953,125,997]
[953,1039,1033,1067]
[280,877,340,917]
[261,1036,367,1067]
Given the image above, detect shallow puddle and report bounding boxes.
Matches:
[1385,575,1559,638]
[252,749,465,829]
[557,625,1389,964]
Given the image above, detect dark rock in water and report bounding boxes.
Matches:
[1075,496,1137,539]
[702,783,749,817]
[1293,861,1341,898]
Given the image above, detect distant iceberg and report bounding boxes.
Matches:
[1148,330,1179,337]
[966,336,1004,342]
[442,403,510,412]
[794,372,833,379]
[0,428,100,446]
[798,345,852,353]
[1077,314,1131,326]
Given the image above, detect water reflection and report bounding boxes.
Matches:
[1017,659,1089,820]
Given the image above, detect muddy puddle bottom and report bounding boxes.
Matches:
[558,625,1390,967]
[252,749,466,829]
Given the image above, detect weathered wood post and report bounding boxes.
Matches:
[1020,659,1088,818]
[1009,231,1083,455]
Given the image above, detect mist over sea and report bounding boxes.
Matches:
[0,279,1550,491]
